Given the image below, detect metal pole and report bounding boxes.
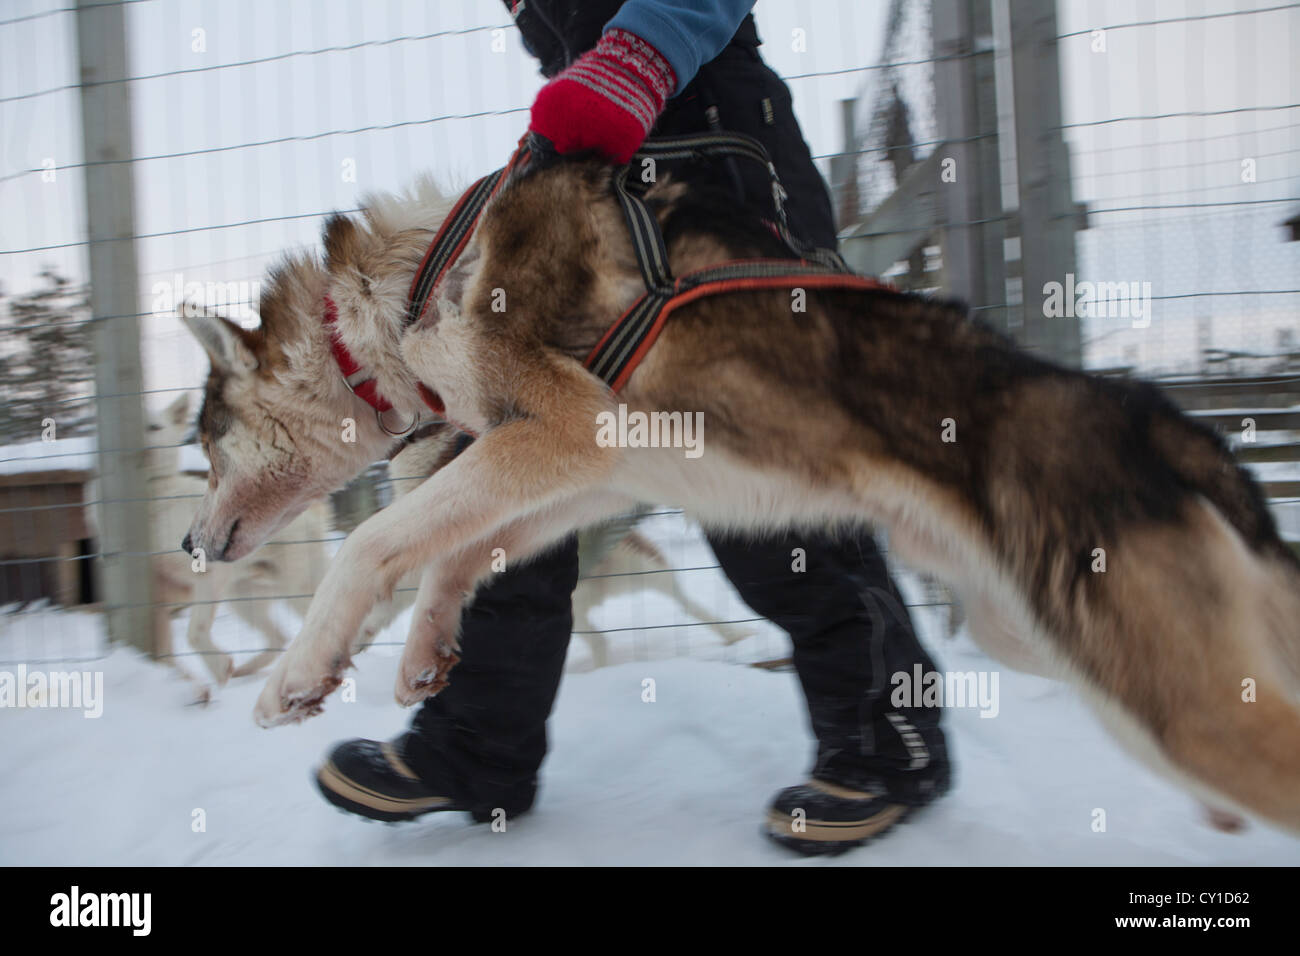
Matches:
[932,0,1006,324]
[75,0,157,653]
[1008,0,1082,366]
[829,98,860,232]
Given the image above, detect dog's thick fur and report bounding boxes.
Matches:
[182,160,1300,833]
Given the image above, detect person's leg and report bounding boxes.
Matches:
[403,537,578,814]
[316,535,577,822]
[675,45,949,848]
[708,531,947,795]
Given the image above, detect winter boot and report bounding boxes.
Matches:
[315,732,535,824]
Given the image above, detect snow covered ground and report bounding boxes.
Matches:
[2,515,1299,866]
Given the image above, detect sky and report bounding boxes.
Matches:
[0,0,1297,400]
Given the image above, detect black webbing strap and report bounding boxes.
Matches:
[613,164,674,293]
[620,132,851,273]
[586,286,675,385]
[399,132,870,398]
[587,132,862,389]
[404,137,538,329]
[405,169,503,328]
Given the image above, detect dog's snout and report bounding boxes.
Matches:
[181,532,192,554]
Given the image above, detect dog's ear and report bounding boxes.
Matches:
[322,213,360,272]
[180,307,258,375]
[164,391,192,427]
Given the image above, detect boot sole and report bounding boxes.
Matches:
[314,761,530,825]
[315,760,465,823]
[764,803,909,856]
[764,766,952,856]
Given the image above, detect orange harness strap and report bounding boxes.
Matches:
[585,260,897,393]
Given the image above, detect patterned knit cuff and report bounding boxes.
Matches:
[563,27,677,135]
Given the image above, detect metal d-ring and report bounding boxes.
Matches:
[375,405,419,437]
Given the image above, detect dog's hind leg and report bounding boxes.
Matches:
[1066,499,1300,833]
[185,573,234,686]
[656,581,757,647]
[570,585,610,668]
[229,598,291,679]
[617,530,755,647]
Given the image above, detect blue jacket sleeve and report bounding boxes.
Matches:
[604,0,757,95]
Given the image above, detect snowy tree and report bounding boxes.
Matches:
[0,270,94,444]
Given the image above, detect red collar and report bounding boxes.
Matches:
[323,294,448,423]
[323,294,396,413]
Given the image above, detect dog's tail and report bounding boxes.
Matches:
[1145,392,1300,689]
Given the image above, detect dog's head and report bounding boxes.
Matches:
[181,188,451,562]
[180,253,394,561]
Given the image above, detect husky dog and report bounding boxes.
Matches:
[146,392,332,689]
[181,160,1300,833]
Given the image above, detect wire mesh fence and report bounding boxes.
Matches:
[1,0,1296,678]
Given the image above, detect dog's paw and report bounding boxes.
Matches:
[395,638,461,706]
[253,651,347,727]
[1202,804,1248,833]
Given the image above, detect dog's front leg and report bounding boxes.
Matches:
[392,490,637,706]
[395,562,463,704]
[254,375,620,727]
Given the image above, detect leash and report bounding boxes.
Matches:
[325,131,893,441]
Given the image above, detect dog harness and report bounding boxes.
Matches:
[327,132,895,436]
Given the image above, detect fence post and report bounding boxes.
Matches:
[1008,0,1082,367]
[75,0,157,654]
[932,0,1006,325]
[829,98,860,231]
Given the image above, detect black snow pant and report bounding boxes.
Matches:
[406,38,945,811]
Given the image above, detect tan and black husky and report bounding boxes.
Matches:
[181,159,1300,834]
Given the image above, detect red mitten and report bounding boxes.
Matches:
[529,28,677,164]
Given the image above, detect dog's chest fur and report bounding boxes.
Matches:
[400,298,495,434]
